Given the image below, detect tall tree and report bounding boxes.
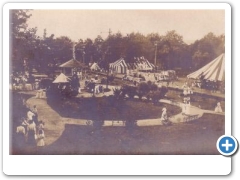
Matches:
[158,30,186,70]
[10,10,37,72]
[190,32,225,70]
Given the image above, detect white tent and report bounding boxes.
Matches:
[90,62,100,71]
[187,54,225,81]
[135,56,155,70]
[53,73,70,83]
[109,58,128,74]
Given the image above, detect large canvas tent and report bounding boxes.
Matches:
[109,58,128,74]
[187,54,225,81]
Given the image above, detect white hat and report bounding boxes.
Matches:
[162,107,167,112]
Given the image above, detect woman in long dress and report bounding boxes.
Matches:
[161,107,171,125]
[26,120,36,147]
[16,122,26,151]
[36,129,45,147]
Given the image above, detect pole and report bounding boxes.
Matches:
[106,28,111,90]
[154,42,158,66]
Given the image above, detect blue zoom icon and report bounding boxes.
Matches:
[217,135,238,156]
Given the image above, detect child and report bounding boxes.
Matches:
[36,129,45,147]
[36,120,45,133]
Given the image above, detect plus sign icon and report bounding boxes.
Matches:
[217,135,238,156]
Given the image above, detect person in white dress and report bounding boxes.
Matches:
[161,108,167,121]
[161,107,172,125]
[36,129,45,147]
[214,102,223,113]
[27,110,35,121]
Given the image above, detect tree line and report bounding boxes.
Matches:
[10,10,225,75]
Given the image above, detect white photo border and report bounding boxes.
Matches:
[3,2,231,175]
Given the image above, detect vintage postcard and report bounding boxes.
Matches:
[3,2,233,175]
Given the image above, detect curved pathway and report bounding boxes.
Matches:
[26,90,224,146]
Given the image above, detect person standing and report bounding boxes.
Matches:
[32,105,38,124]
[37,120,45,132]
[26,120,36,147]
[16,122,26,151]
[161,107,170,125]
[36,129,45,147]
[27,109,35,122]
[215,102,223,113]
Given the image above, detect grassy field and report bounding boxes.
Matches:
[47,96,182,121]
[10,91,224,155]
[16,113,224,155]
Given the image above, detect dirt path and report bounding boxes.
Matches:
[26,92,224,147]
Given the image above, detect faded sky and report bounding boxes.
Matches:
[27,10,225,44]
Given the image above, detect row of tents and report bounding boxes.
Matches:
[57,53,225,82]
[109,57,155,74]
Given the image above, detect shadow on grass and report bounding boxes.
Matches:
[21,113,224,155]
[46,96,182,121]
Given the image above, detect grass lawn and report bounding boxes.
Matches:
[47,96,182,121]
[10,91,224,155]
[18,113,224,155]
[166,90,225,111]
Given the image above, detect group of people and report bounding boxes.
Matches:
[15,105,45,151]
[10,71,35,90]
[85,75,104,95]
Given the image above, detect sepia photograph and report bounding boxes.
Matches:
[9,8,226,156]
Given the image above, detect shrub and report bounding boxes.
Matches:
[122,85,137,99]
[107,75,114,83]
[150,83,158,91]
[137,82,150,100]
[146,87,168,104]
[113,87,125,100]
[101,78,107,84]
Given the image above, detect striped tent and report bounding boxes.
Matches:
[109,58,128,74]
[133,57,155,70]
[187,54,225,81]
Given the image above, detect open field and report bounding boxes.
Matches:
[11,91,224,155]
[13,113,224,155]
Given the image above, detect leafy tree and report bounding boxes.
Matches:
[157,30,186,70]
[189,32,225,70]
[10,10,37,72]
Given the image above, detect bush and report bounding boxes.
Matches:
[150,83,158,91]
[107,75,114,83]
[101,78,107,84]
[137,82,150,100]
[122,85,137,99]
[113,87,124,100]
[146,87,168,104]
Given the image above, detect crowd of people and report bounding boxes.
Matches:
[10,71,35,90]
[15,104,45,152]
